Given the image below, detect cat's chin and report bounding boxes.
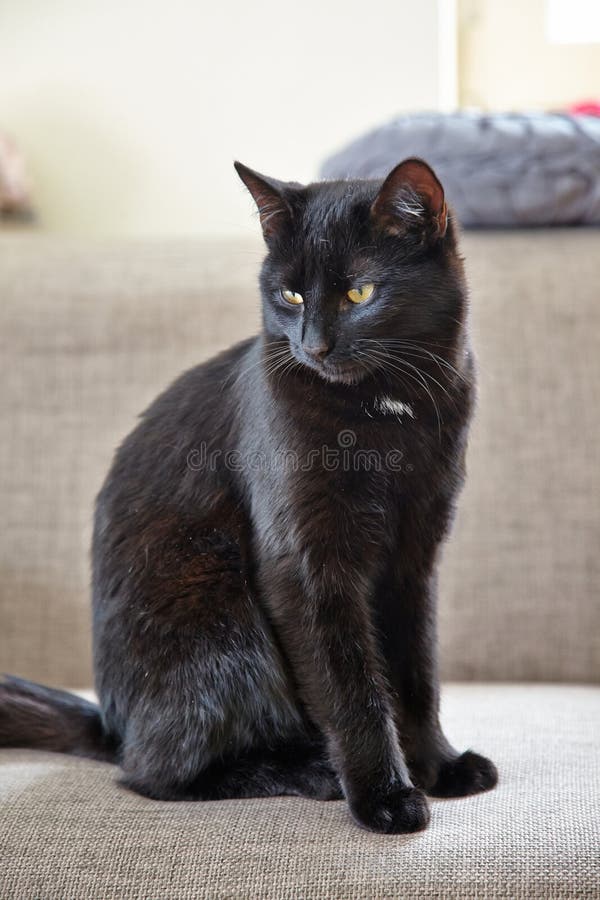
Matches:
[293,353,368,386]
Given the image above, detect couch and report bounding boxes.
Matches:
[1,231,599,898]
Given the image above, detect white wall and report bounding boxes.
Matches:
[0,0,448,237]
[459,0,600,110]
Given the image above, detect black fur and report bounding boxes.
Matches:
[0,158,497,833]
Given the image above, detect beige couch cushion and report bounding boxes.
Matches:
[1,684,598,899]
[1,232,599,685]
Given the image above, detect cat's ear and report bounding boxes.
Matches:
[371,158,448,240]
[234,161,292,244]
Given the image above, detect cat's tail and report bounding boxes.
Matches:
[0,674,118,762]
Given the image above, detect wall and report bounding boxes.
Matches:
[0,0,448,237]
[459,0,600,110]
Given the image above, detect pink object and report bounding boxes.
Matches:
[0,131,32,216]
[568,100,600,117]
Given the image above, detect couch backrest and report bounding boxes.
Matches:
[1,232,598,685]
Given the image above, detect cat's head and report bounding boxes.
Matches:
[235,159,466,385]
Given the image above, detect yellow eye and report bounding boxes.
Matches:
[281,289,304,305]
[347,283,375,304]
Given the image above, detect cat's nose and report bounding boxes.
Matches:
[302,340,331,361]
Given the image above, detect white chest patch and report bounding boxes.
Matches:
[373,396,415,420]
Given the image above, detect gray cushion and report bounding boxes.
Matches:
[1,684,598,899]
[320,112,600,226]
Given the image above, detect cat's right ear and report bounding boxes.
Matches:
[234,162,292,244]
[371,158,448,241]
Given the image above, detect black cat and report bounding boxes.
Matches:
[0,158,497,834]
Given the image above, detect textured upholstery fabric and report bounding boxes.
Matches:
[1,237,598,898]
[1,684,598,899]
[1,231,599,685]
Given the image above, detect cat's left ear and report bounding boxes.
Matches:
[371,158,448,240]
[234,161,292,244]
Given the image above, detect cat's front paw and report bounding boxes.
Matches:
[428,750,498,798]
[349,783,430,834]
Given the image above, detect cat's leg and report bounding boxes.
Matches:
[116,629,344,803]
[255,544,430,835]
[189,740,343,801]
[125,737,342,802]
[95,517,334,803]
[375,565,498,798]
[115,599,338,802]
